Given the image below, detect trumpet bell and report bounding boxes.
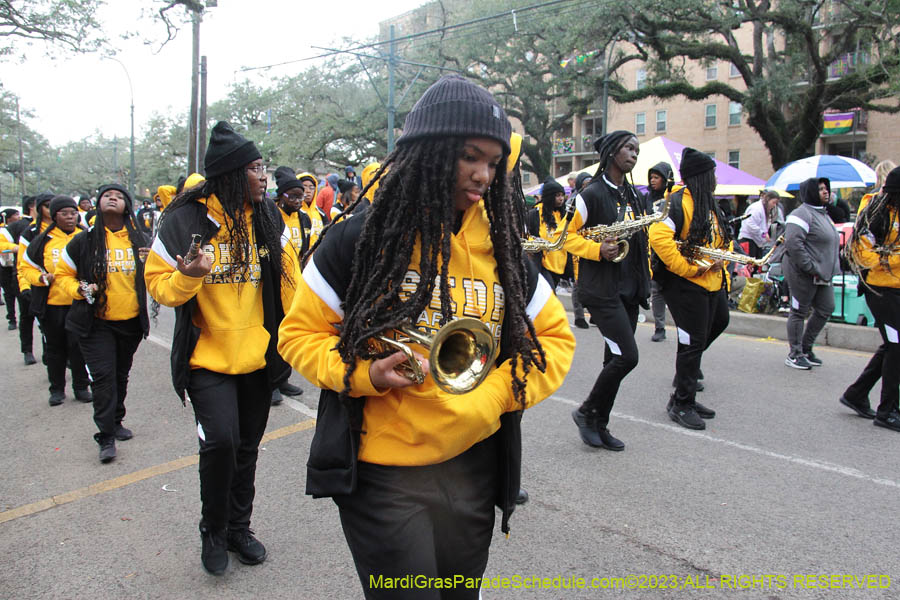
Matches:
[430,318,498,394]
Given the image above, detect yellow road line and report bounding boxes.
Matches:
[0,418,316,526]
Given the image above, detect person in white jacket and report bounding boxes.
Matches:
[739,190,782,258]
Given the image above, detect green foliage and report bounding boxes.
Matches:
[0,0,107,59]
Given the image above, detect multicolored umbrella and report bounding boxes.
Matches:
[764,155,876,191]
[528,135,769,196]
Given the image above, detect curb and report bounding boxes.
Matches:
[556,291,882,353]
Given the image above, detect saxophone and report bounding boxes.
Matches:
[521,198,576,254]
[577,194,670,263]
[675,235,785,268]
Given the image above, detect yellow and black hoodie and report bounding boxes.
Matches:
[526,202,568,275]
[21,223,82,316]
[16,219,49,293]
[144,193,299,402]
[279,204,310,260]
[852,195,900,289]
[648,187,732,292]
[54,226,151,336]
[277,199,575,530]
[297,172,326,246]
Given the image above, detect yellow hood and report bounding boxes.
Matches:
[361,162,381,202]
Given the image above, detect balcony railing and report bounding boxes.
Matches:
[828,52,869,79]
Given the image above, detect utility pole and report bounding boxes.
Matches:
[187,8,201,174]
[15,97,26,196]
[199,55,208,172]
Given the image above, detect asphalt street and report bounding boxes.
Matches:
[1,305,898,599]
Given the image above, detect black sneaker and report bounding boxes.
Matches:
[115,424,134,441]
[270,389,283,406]
[597,427,625,451]
[94,433,116,463]
[651,329,666,342]
[785,354,812,370]
[48,390,65,406]
[8,322,16,330]
[200,525,229,575]
[694,401,716,419]
[668,403,706,430]
[226,528,267,565]
[839,395,875,419]
[278,382,303,396]
[23,352,36,365]
[572,408,606,448]
[515,488,529,505]
[573,317,590,329]
[804,349,823,367]
[874,411,900,432]
[74,388,93,403]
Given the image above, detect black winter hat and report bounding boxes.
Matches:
[337,179,355,195]
[541,177,565,200]
[204,121,262,179]
[593,130,634,160]
[34,193,55,213]
[49,195,78,220]
[96,183,133,210]
[883,166,900,193]
[680,148,716,179]
[575,172,592,191]
[398,75,511,153]
[274,166,303,196]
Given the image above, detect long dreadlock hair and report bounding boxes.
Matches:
[684,169,731,249]
[158,168,292,289]
[540,192,566,231]
[847,188,900,289]
[305,136,546,409]
[84,194,146,317]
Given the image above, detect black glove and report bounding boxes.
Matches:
[19,288,31,305]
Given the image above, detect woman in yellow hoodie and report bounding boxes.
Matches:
[278,75,574,599]
[144,122,297,576]
[21,196,91,406]
[55,184,150,464]
[842,166,900,431]
[648,148,731,431]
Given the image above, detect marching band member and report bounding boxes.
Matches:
[526,177,569,289]
[841,166,900,431]
[648,148,729,431]
[565,130,650,451]
[297,171,326,246]
[278,75,574,600]
[145,122,298,576]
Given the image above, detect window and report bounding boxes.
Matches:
[728,150,740,168]
[730,63,740,77]
[583,118,598,136]
[636,69,647,90]
[706,64,718,80]
[656,110,667,132]
[635,112,646,135]
[729,102,742,126]
[705,104,717,128]
[523,173,531,185]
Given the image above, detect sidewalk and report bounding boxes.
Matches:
[555,290,883,353]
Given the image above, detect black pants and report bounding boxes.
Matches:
[79,318,143,438]
[0,266,16,324]
[335,434,498,600]
[580,298,639,426]
[17,291,36,353]
[843,287,900,417]
[188,368,272,532]
[663,277,730,405]
[38,305,89,393]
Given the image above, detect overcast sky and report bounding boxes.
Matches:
[5,0,426,146]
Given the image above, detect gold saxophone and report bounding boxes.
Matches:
[577,194,670,263]
[675,235,785,268]
[521,198,577,253]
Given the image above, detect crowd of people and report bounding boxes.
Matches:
[2,74,898,598]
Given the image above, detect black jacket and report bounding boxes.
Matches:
[304,213,539,534]
[575,177,651,306]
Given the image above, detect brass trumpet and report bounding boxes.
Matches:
[373,318,498,394]
[578,195,670,263]
[676,235,785,268]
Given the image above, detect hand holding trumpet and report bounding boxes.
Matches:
[369,350,430,390]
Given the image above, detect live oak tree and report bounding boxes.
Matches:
[588,0,900,169]
[0,0,106,58]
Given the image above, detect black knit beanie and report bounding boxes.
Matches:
[274,166,303,196]
[883,166,900,193]
[337,179,355,195]
[397,74,511,153]
[680,147,716,179]
[49,195,78,220]
[204,121,262,179]
[541,177,565,200]
[96,183,133,211]
[593,130,634,162]
[34,193,55,214]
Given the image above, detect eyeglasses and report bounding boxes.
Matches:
[247,165,267,175]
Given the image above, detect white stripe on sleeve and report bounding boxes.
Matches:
[151,236,177,268]
[525,275,553,321]
[303,257,344,319]
[786,215,809,233]
[61,248,77,271]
